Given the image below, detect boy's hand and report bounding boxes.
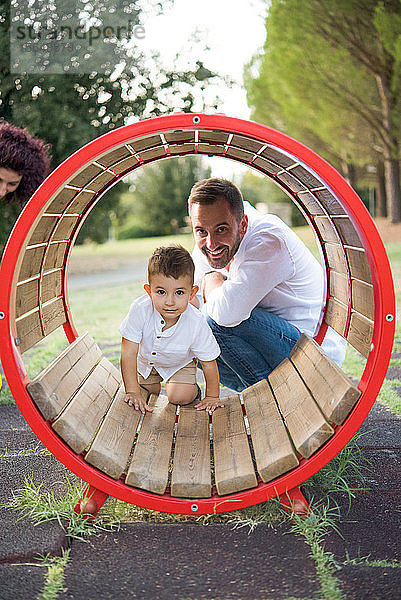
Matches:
[124,391,154,414]
[195,396,225,413]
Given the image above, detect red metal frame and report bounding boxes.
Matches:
[0,113,395,515]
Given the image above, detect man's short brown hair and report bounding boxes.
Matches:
[148,245,195,284]
[188,177,244,223]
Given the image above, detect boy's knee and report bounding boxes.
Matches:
[166,383,198,406]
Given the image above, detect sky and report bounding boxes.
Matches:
[139,0,268,119]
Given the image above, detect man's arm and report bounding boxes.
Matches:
[202,271,226,302]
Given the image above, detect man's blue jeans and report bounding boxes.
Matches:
[205,308,302,392]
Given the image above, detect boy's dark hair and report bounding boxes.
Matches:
[148,245,195,285]
[0,120,51,205]
[188,177,244,223]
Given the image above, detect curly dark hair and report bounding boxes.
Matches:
[0,121,51,205]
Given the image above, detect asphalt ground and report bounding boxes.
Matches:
[0,356,400,600]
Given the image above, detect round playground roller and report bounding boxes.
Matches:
[0,114,396,516]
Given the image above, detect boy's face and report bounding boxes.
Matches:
[144,273,199,325]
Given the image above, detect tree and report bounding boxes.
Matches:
[245,0,401,222]
[0,0,225,248]
[123,157,212,237]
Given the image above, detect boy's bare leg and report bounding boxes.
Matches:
[165,382,199,406]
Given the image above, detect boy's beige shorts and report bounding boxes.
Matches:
[137,359,197,386]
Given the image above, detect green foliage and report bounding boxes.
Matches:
[121,157,211,237]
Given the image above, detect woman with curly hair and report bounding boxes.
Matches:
[0,120,51,204]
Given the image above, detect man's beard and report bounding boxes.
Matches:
[202,232,242,269]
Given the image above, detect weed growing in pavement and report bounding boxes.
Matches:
[288,500,345,600]
[342,551,401,568]
[2,475,119,541]
[36,549,70,600]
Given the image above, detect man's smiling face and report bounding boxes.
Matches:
[190,197,248,269]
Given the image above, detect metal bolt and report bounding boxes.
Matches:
[192,116,200,124]
[370,343,374,352]
[15,337,20,346]
[190,503,199,512]
[0,312,5,319]
[385,314,394,322]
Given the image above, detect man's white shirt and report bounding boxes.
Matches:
[192,201,347,366]
[119,294,220,380]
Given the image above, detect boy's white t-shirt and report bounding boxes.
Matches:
[119,294,220,380]
[192,201,347,366]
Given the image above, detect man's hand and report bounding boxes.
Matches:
[202,271,226,302]
[124,390,154,414]
[195,396,225,413]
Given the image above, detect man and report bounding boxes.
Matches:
[189,177,346,392]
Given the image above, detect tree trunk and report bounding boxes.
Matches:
[384,156,401,223]
[376,161,387,218]
[341,161,357,189]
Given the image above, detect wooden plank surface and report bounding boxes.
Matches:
[27,333,102,420]
[197,143,225,155]
[346,248,372,284]
[290,335,360,425]
[332,217,363,248]
[69,164,103,188]
[230,134,264,154]
[314,190,346,215]
[46,187,77,213]
[242,380,299,482]
[252,155,279,175]
[164,130,196,144]
[96,146,133,168]
[16,278,39,317]
[125,395,176,494]
[314,216,339,243]
[288,165,322,189]
[41,270,63,303]
[212,394,257,495]
[269,359,334,458]
[52,358,121,454]
[171,406,211,498]
[352,279,374,321]
[16,309,43,354]
[348,312,374,357]
[260,146,294,168]
[43,242,68,271]
[325,243,348,274]
[225,147,254,163]
[297,191,325,215]
[28,216,58,245]
[198,130,229,144]
[18,245,46,281]
[85,386,144,479]
[42,297,66,336]
[325,297,348,336]
[329,270,349,305]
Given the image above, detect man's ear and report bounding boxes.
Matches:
[190,285,199,300]
[240,214,248,238]
[144,283,151,297]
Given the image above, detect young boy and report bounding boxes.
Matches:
[119,245,223,414]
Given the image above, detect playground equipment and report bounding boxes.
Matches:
[0,114,395,516]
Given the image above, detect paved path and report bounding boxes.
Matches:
[0,350,400,599]
[68,262,147,290]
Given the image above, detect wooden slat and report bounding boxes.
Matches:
[43,242,68,271]
[252,155,279,175]
[96,146,133,168]
[352,279,374,320]
[16,309,42,353]
[269,359,334,458]
[85,171,115,192]
[288,165,322,189]
[197,143,225,155]
[348,312,373,357]
[230,134,264,154]
[27,333,103,420]
[47,188,77,213]
[332,217,363,248]
[125,395,176,494]
[314,216,339,243]
[28,216,58,245]
[242,380,299,482]
[69,164,103,188]
[330,270,349,305]
[111,155,140,175]
[85,386,144,479]
[224,147,254,162]
[212,394,257,495]
[198,130,229,144]
[137,147,167,162]
[325,243,348,274]
[164,130,195,144]
[68,190,96,213]
[325,297,348,336]
[297,191,325,215]
[171,406,211,498]
[18,245,46,281]
[260,146,294,168]
[290,335,360,425]
[41,270,63,303]
[52,358,120,454]
[314,189,346,215]
[16,278,39,317]
[275,171,307,193]
[52,216,79,240]
[129,134,163,152]
[168,143,196,155]
[42,297,66,336]
[346,248,372,284]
